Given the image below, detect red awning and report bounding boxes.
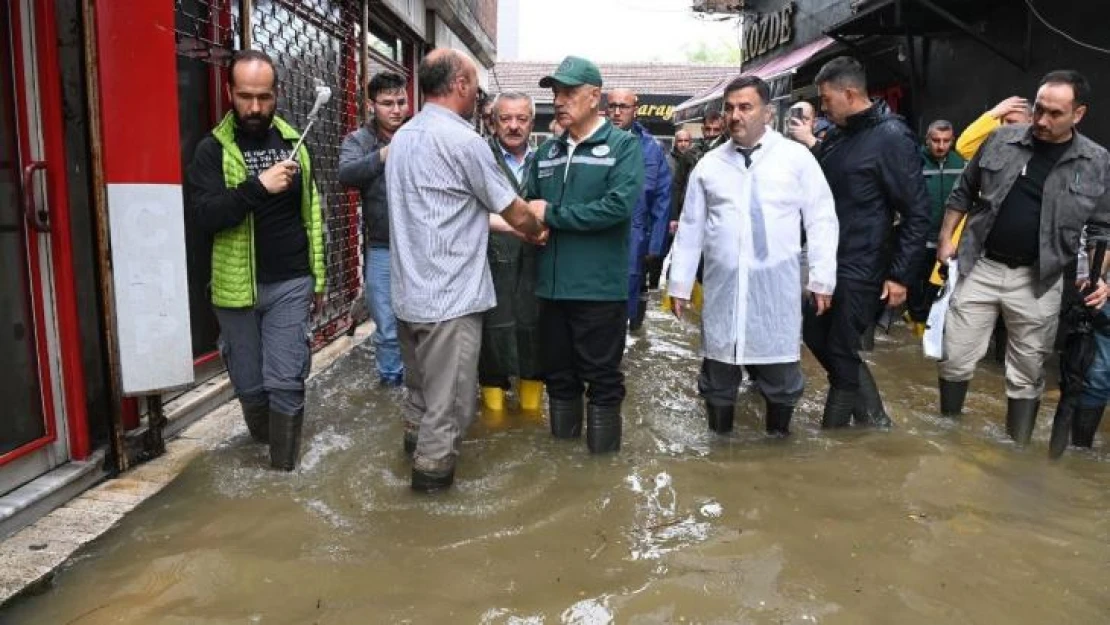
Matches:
[746,36,836,80]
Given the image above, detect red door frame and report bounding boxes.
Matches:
[1,0,92,466]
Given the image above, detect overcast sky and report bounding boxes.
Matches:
[500,0,742,63]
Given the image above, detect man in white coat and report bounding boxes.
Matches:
[668,75,838,436]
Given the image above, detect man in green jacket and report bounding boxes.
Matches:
[187,50,326,471]
[526,56,645,453]
[906,119,965,330]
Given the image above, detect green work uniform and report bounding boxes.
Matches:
[526,119,645,301]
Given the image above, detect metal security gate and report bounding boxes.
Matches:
[250,0,363,345]
[174,0,365,367]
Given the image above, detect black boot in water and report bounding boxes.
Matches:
[705,402,735,434]
[938,378,969,417]
[1004,398,1040,446]
[1072,405,1105,448]
[586,404,622,453]
[269,408,304,471]
[241,399,270,443]
[402,423,418,456]
[852,364,892,428]
[549,397,584,439]
[821,388,856,429]
[411,457,455,493]
[765,402,793,436]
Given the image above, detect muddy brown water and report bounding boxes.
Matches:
[3,303,1109,624]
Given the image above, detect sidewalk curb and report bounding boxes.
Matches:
[0,323,371,609]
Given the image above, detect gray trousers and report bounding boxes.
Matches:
[939,258,1062,399]
[398,313,483,465]
[214,275,314,415]
[698,358,805,407]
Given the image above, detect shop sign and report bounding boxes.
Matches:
[741,2,796,64]
[600,94,690,124]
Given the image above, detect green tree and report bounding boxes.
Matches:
[683,39,742,65]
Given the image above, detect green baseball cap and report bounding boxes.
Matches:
[539,56,603,88]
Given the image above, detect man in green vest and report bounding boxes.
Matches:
[186,50,326,471]
[478,91,544,415]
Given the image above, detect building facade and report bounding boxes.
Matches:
[678,0,1110,144]
[1,0,497,539]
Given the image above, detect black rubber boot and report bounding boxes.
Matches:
[629,293,648,332]
[269,408,304,471]
[765,402,793,436]
[549,397,584,439]
[240,399,270,443]
[586,404,622,453]
[1072,405,1106,448]
[821,387,857,429]
[411,458,455,493]
[852,364,892,428]
[403,426,418,456]
[705,402,735,434]
[938,378,969,417]
[1004,398,1040,446]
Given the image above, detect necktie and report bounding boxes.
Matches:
[736,144,762,168]
[737,144,767,260]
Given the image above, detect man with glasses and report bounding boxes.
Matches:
[607,88,672,330]
[339,71,409,387]
[526,56,644,453]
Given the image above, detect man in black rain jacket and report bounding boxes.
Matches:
[797,56,931,429]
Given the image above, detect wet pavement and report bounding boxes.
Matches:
[3,302,1109,624]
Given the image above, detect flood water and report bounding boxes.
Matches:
[4,301,1110,624]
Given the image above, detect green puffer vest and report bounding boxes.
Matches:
[209,113,326,307]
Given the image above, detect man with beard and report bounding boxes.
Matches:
[698,110,726,153]
[338,71,409,387]
[478,91,544,413]
[607,87,672,330]
[669,76,838,437]
[936,70,1110,444]
[387,49,546,491]
[187,50,325,471]
[798,56,931,430]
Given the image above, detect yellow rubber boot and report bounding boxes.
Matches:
[518,379,544,412]
[481,387,505,412]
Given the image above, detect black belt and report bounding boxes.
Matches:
[984,249,1035,268]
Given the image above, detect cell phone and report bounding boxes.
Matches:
[790,107,805,121]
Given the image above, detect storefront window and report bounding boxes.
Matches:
[369,25,403,65]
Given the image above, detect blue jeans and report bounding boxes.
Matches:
[1081,308,1110,408]
[365,246,403,381]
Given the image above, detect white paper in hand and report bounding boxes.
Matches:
[923,259,958,360]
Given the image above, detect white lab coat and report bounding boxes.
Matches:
[668,130,838,364]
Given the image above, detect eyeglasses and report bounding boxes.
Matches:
[373,99,407,110]
[606,103,635,111]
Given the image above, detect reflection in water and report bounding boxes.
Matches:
[3,300,1110,624]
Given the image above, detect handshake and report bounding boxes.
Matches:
[495,198,550,246]
[519,199,550,246]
